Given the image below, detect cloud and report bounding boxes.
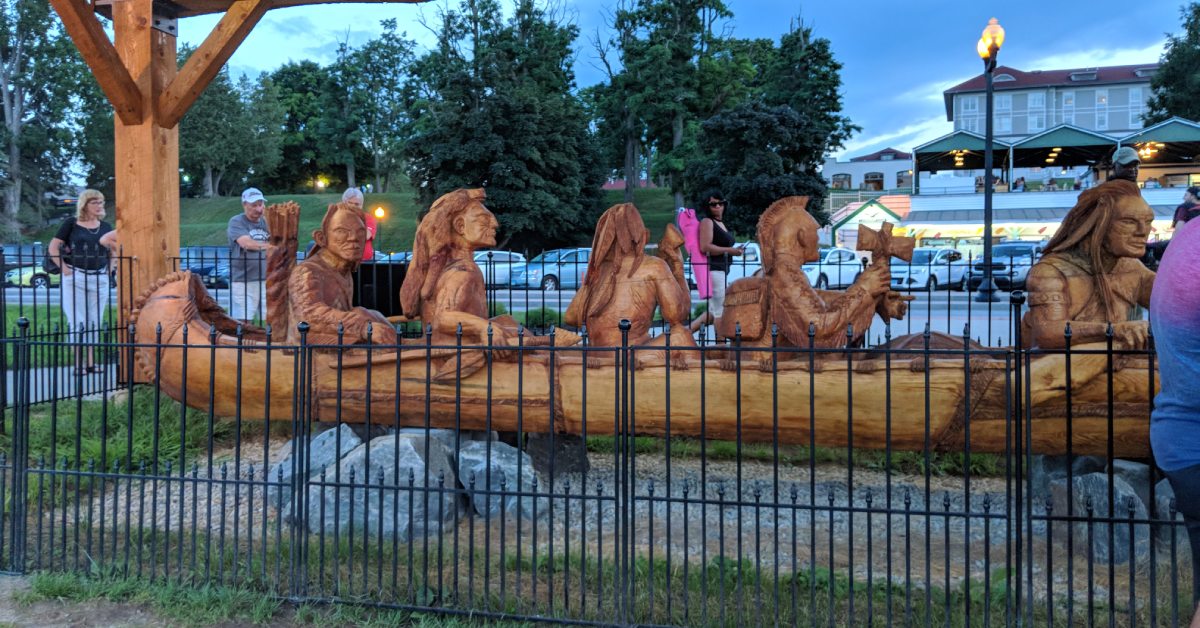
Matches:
[1021,40,1166,71]
[267,15,317,38]
[835,115,951,159]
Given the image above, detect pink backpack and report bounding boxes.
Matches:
[676,207,711,298]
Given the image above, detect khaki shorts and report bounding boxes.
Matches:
[708,271,726,318]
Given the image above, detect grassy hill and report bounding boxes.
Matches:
[176,187,678,253]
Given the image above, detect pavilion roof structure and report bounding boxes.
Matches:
[912,130,1011,173]
[1009,125,1116,169]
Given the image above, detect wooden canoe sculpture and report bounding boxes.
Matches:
[128,191,1158,457]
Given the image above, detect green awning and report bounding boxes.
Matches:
[1010,125,1116,168]
[1121,117,1200,144]
[913,130,1010,173]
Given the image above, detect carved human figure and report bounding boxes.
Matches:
[287,203,397,346]
[1022,179,1155,349]
[400,188,577,380]
[716,196,901,365]
[564,204,696,368]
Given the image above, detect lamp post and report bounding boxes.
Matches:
[975,17,1005,303]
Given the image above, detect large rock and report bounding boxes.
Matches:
[305,434,461,541]
[1029,454,1106,500]
[1049,472,1150,565]
[1152,478,1192,563]
[266,424,361,510]
[1107,459,1151,509]
[394,428,496,454]
[457,440,545,519]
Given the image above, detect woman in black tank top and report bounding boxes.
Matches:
[689,192,743,333]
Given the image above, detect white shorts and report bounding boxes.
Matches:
[708,271,726,318]
[230,280,265,321]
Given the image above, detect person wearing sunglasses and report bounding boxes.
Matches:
[689,191,742,334]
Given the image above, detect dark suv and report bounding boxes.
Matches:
[179,246,231,289]
[967,242,1043,291]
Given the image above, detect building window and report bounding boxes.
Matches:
[995,94,1012,111]
[1129,86,1144,127]
[996,115,1012,134]
[897,170,912,189]
[1062,91,1075,125]
[1095,89,1108,106]
[1095,89,1109,130]
[1028,114,1045,133]
[962,117,979,133]
[880,153,894,161]
[1028,92,1045,110]
[961,96,979,114]
[863,172,884,191]
[831,173,852,190]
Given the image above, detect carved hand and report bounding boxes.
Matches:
[1112,320,1151,349]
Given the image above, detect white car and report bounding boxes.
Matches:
[890,248,969,291]
[802,247,862,289]
[474,250,526,287]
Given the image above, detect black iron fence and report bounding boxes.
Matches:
[0,287,1189,627]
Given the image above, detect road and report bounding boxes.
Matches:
[4,285,1038,346]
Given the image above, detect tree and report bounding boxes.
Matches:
[179,59,244,197]
[0,0,88,234]
[355,20,416,193]
[235,74,285,190]
[264,61,328,192]
[683,21,857,235]
[1146,3,1200,124]
[404,0,603,250]
[314,41,370,188]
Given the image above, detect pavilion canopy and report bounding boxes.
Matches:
[913,130,1010,173]
[1119,117,1200,165]
[1009,125,1116,169]
[93,0,424,19]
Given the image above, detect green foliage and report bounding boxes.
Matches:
[0,0,90,235]
[403,0,604,250]
[520,306,562,329]
[1,387,234,501]
[1146,3,1200,125]
[354,20,418,194]
[264,61,330,193]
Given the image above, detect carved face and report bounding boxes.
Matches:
[455,202,499,249]
[1104,194,1154,259]
[322,209,366,263]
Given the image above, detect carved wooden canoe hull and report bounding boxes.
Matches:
[131,272,1155,456]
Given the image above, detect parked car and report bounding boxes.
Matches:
[802,247,861,289]
[179,245,231,289]
[511,248,590,290]
[890,247,969,291]
[0,242,45,272]
[379,251,412,264]
[474,250,527,287]
[5,265,59,288]
[967,242,1043,291]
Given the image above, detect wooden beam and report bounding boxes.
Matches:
[156,0,270,128]
[48,0,144,125]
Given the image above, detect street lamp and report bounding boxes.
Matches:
[373,206,386,220]
[975,17,1005,303]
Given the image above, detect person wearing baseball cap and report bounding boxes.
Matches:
[227,187,272,322]
[1111,146,1140,184]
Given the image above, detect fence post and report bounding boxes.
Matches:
[8,317,30,573]
[1008,290,1028,625]
[616,318,632,624]
[290,322,311,598]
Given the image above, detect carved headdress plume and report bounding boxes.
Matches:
[400,188,488,317]
[1040,179,1142,322]
[577,203,649,320]
[757,196,815,271]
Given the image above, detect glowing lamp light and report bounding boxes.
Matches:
[373,206,386,219]
[977,18,1005,58]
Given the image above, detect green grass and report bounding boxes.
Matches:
[1,387,234,502]
[602,188,678,244]
[176,192,422,254]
